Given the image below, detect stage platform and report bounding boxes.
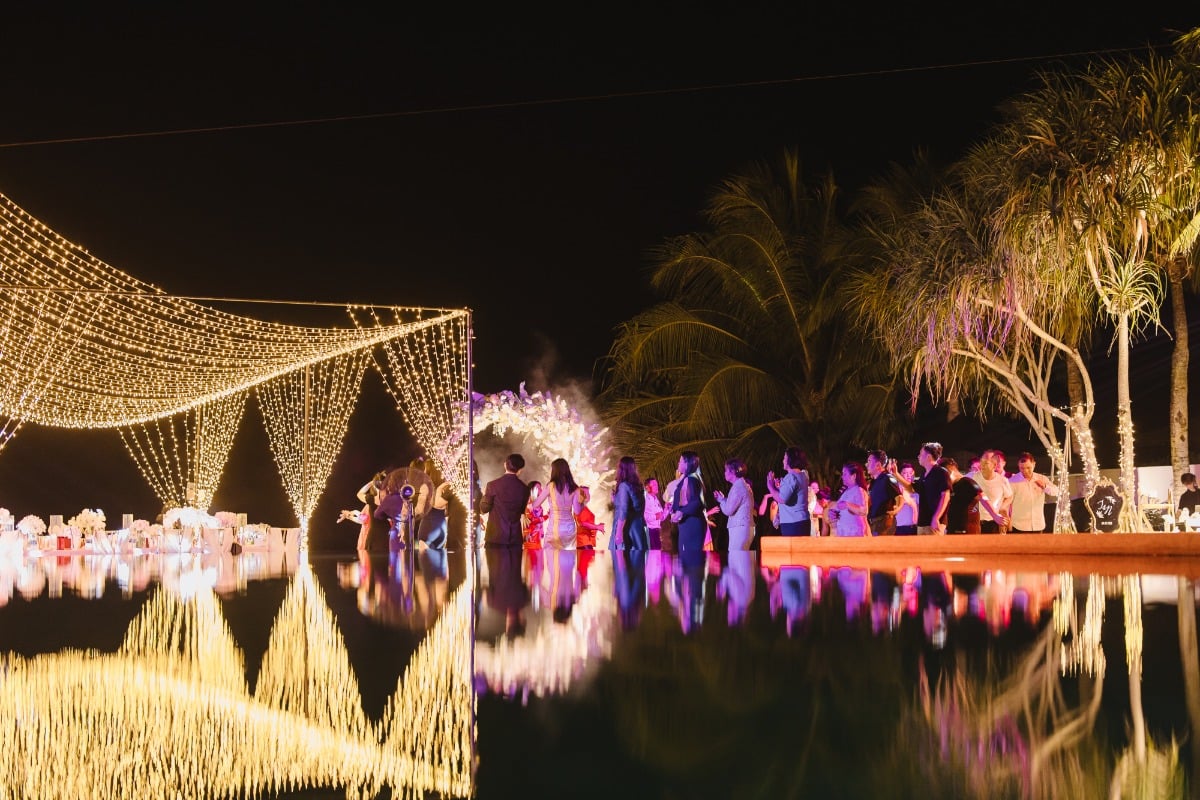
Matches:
[759,532,1200,577]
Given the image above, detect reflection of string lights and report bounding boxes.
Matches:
[0,557,474,798]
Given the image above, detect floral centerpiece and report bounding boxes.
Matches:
[17,515,46,537]
[214,511,238,529]
[164,506,205,530]
[68,508,106,534]
[129,519,151,547]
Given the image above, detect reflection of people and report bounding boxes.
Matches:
[483,546,530,635]
[529,458,585,550]
[611,456,648,550]
[612,550,646,629]
[480,454,531,547]
[717,550,755,625]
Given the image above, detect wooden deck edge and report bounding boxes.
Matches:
[759,533,1200,576]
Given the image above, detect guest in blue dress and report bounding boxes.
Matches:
[611,456,649,550]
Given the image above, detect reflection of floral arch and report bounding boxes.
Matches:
[438,384,613,504]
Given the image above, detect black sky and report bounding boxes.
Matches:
[0,5,1193,537]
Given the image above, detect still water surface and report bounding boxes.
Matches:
[0,546,1195,799]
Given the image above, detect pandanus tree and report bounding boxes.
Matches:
[1085,30,1200,498]
[849,148,1101,533]
[598,150,906,490]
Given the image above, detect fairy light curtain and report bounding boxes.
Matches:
[119,390,248,510]
[257,351,370,527]
[0,192,463,430]
[355,308,472,501]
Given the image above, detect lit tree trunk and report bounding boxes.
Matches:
[1170,267,1191,502]
[1126,576,1146,761]
[1067,361,1091,469]
[1116,314,1140,532]
[1178,578,1200,800]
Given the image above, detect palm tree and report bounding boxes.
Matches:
[598,150,906,491]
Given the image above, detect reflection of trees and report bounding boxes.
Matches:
[875,572,1189,798]
[595,586,909,797]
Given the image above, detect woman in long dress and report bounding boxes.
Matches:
[714,457,754,550]
[529,458,584,550]
[610,456,648,550]
[669,451,708,552]
[416,460,451,549]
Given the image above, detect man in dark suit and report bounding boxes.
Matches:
[480,453,530,547]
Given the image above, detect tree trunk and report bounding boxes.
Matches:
[1170,267,1191,506]
[1067,360,1089,467]
[1116,314,1140,532]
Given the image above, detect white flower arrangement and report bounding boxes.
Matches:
[16,515,46,536]
[130,519,150,534]
[68,508,106,533]
[0,508,12,525]
[240,524,268,545]
[214,511,238,528]
[163,506,204,529]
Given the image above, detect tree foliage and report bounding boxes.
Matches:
[598,150,907,488]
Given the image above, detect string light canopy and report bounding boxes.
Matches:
[0,190,474,520]
[0,191,469,433]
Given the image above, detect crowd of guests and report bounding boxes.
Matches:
[482,442,1067,553]
[350,441,1074,556]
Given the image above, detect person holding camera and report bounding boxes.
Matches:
[375,462,431,551]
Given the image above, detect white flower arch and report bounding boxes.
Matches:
[437,384,613,509]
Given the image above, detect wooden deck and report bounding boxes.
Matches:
[759,532,1200,576]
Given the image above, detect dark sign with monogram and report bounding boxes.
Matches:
[1086,479,1123,533]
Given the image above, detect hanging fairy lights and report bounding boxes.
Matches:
[0,191,469,430]
[356,307,472,495]
[257,352,370,527]
[119,391,247,510]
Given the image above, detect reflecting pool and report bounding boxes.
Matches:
[0,547,1196,799]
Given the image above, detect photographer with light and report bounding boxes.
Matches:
[375,460,433,551]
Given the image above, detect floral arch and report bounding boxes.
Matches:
[431,385,613,508]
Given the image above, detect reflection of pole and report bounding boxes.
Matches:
[466,308,478,791]
[302,364,311,522]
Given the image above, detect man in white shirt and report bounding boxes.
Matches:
[967,450,1013,534]
[1008,452,1060,533]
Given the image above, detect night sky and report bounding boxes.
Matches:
[0,6,1193,540]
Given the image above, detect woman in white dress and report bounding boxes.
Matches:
[832,461,869,537]
[713,458,755,550]
[529,458,585,549]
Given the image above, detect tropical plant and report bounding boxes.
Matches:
[598,150,907,490]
